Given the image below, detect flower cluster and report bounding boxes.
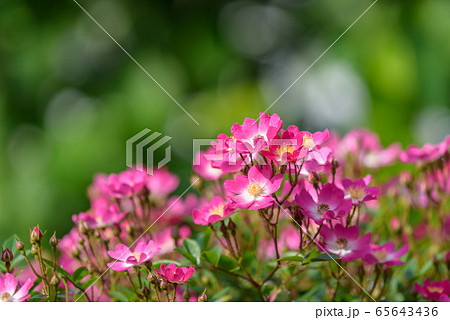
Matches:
[1,112,449,302]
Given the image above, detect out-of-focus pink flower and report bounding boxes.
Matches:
[210,134,246,173]
[97,169,148,198]
[73,202,127,229]
[295,183,352,223]
[439,294,450,302]
[147,167,179,198]
[297,129,330,158]
[231,113,282,154]
[318,224,370,262]
[415,279,450,301]
[192,196,235,225]
[0,273,33,302]
[400,136,450,165]
[193,149,224,180]
[363,241,408,266]
[342,177,380,205]
[154,263,195,284]
[224,165,283,210]
[107,240,161,272]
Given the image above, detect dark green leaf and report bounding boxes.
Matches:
[202,249,221,266]
[310,253,341,262]
[174,248,197,265]
[182,238,201,265]
[72,267,89,283]
[109,290,129,302]
[277,255,304,262]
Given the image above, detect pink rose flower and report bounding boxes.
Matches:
[415,279,450,301]
[193,149,224,180]
[341,177,380,205]
[363,241,409,266]
[107,239,161,272]
[147,167,179,198]
[154,263,195,284]
[318,224,370,262]
[192,196,235,225]
[224,165,283,210]
[0,273,33,302]
[295,183,352,223]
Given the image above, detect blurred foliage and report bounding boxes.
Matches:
[1,0,450,242]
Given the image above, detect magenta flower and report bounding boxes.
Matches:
[363,242,409,266]
[295,183,352,224]
[154,263,195,284]
[210,134,246,173]
[297,129,330,154]
[262,130,302,164]
[318,224,371,262]
[192,196,235,225]
[0,273,33,302]
[415,279,450,301]
[400,136,449,165]
[107,240,161,272]
[342,177,380,205]
[224,165,283,210]
[147,167,179,198]
[231,113,282,153]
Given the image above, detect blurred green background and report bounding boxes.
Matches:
[1,0,450,243]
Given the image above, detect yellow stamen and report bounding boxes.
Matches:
[1,292,11,302]
[276,143,295,158]
[209,204,225,217]
[428,286,444,294]
[302,134,315,149]
[349,186,365,200]
[131,252,141,261]
[317,203,330,215]
[373,250,388,261]
[247,183,262,196]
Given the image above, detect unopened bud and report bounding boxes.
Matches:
[159,279,168,290]
[148,273,157,284]
[49,232,59,247]
[198,289,208,302]
[16,241,25,251]
[30,226,43,244]
[1,249,13,263]
[72,246,80,258]
[30,244,39,255]
[50,274,60,287]
[445,251,450,264]
[220,223,227,234]
[228,220,237,232]
[78,221,89,235]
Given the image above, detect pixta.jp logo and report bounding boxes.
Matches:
[126,129,172,175]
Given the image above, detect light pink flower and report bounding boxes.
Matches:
[97,169,148,198]
[73,202,127,229]
[341,177,380,205]
[147,167,179,198]
[107,240,161,272]
[297,129,330,157]
[415,279,450,301]
[154,263,195,284]
[192,196,235,225]
[318,224,370,262]
[295,183,352,223]
[193,149,224,180]
[231,113,282,153]
[0,273,33,302]
[210,134,246,173]
[363,241,408,266]
[224,165,283,210]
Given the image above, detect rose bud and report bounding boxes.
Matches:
[30,226,44,244]
[1,249,13,263]
[198,289,208,302]
[16,240,25,251]
[49,232,59,247]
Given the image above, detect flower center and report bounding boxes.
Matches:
[317,203,330,215]
[1,292,11,302]
[373,250,388,262]
[336,238,348,249]
[428,286,444,294]
[253,134,264,141]
[209,204,225,217]
[349,186,365,200]
[247,183,262,196]
[302,134,315,150]
[131,252,141,261]
[276,143,295,158]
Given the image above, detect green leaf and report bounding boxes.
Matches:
[72,267,89,283]
[182,238,201,265]
[174,248,197,265]
[310,253,341,262]
[217,254,238,271]
[109,290,129,302]
[277,255,304,262]
[202,249,221,266]
[81,278,97,290]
